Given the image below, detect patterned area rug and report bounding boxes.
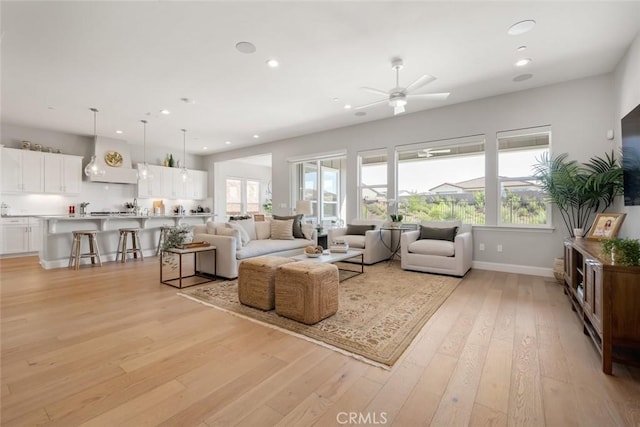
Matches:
[178,262,461,368]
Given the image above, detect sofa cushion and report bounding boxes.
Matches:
[408,239,455,257]
[231,218,257,241]
[217,226,242,247]
[255,221,271,240]
[346,224,375,235]
[227,222,250,246]
[301,223,314,240]
[419,226,458,242]
[271,219,295,240]
[273,214,304,238]
[340,235,366,249]
[205,220,217,234]
[236,238,310,260]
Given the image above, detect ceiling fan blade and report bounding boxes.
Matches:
[394,105,405,115]
[360,87,389,96]
[354,99,389,110]
[407,92,450,100]
[405,74,436,93]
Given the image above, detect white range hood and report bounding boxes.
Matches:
[87,136,138,184]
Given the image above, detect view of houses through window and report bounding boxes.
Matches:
[292,157,344,226]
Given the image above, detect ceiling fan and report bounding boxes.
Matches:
[355,58,450,115]
[417,148,451,158]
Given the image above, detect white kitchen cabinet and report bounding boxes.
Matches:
[1,148,44,193]
[137,164,164,198]
[187,170,208,200]
[0,217,41,255]
[43,153,83,194]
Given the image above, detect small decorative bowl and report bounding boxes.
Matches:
[305,252,322,258]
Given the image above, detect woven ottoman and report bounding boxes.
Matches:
[238,256,295,310]
[275,261,339,324]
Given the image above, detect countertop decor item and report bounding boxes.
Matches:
[105,151,123,167]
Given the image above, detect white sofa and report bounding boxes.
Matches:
[327,219,392,265]
[192,219,317,279]
[400,220,472,277]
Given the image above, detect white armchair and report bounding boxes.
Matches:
[401,220,472,277]
[327,219,392,265]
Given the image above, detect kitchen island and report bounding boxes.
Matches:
[38,214,213,269]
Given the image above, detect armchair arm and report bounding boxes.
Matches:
[454,231,473,272]
[192,233,239,279]
[401,230,420,257]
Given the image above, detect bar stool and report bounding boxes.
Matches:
[116,228,144,263]
[156,225,175,256]
[68,230,102,270]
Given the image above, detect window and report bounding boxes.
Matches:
[497,127,550,226]
[292,156,345,226]
[225,178,262,217]
[358,149,388,220]
[396,136,486,224]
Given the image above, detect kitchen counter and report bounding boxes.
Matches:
[38,214,214,269]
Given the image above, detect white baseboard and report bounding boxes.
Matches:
[472,261,554,278]
[40,249,158,270]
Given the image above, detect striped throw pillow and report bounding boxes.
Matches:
[270,219,295,240]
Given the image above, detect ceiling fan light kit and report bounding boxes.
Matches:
[355,58,450,115]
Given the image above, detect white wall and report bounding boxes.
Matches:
[613,31,640,238]
[1,123,210,215]
[207,74,619,271]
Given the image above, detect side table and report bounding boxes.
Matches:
[317,233,328,249]
[379,227,408,261]
[160,245,217,288]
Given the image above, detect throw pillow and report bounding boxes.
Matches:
[270,219,295,240]
[301,223,314,240]
[205,220,217,234]
[255,221,271,240]
[216,226,242,248]
[231,218,257,241]
[345,224,375,236]
[226,222,250,246]
[419,226,458,242]
[273,214,304,238]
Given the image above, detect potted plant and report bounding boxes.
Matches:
[601,238,640,266]
[390,214,404,227]
[161,225,192,268]
[533,150,623,238]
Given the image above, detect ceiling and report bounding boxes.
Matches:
[2,1,639,156]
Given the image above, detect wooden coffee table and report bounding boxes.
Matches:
[291,249,364,280]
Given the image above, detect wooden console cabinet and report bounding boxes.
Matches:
[563,238,640,374]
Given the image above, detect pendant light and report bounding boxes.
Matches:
[179,128,189,182]
[84,108,106,177]
[138,119,153,180]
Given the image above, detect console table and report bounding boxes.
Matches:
[161,245,217,289]
[563,238,640,374]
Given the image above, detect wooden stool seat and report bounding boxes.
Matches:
[156,225,176,256]
[68,230,102,270]
[116,228,144,263]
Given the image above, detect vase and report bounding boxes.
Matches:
[391,222,402,228]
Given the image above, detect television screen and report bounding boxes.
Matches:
[622,103,640,206]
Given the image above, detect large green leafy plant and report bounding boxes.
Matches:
[533,151,623,237]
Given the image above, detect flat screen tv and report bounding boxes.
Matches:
[622,103,640,206]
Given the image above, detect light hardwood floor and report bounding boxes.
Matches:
[1,256,639,426]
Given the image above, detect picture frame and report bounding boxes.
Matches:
[586,213,626,240]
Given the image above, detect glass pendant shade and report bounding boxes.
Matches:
[84,108,106,177]
[180,129,190,182]
[138,120,153,180]
[84,155,105,177]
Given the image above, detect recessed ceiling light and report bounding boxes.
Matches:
[253,134,260,139]
[203,146,208,150]
[513,73,533,82]
[355,111,367,117]
[236,41,256,54]
[508,20,536,36]
[515,58,532,67]
[115,130,123,134]
[344,104,352,109]
[517,45,527,51]
[225,141,231,145]
[266,59,279,68]
[160,109,170,115]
